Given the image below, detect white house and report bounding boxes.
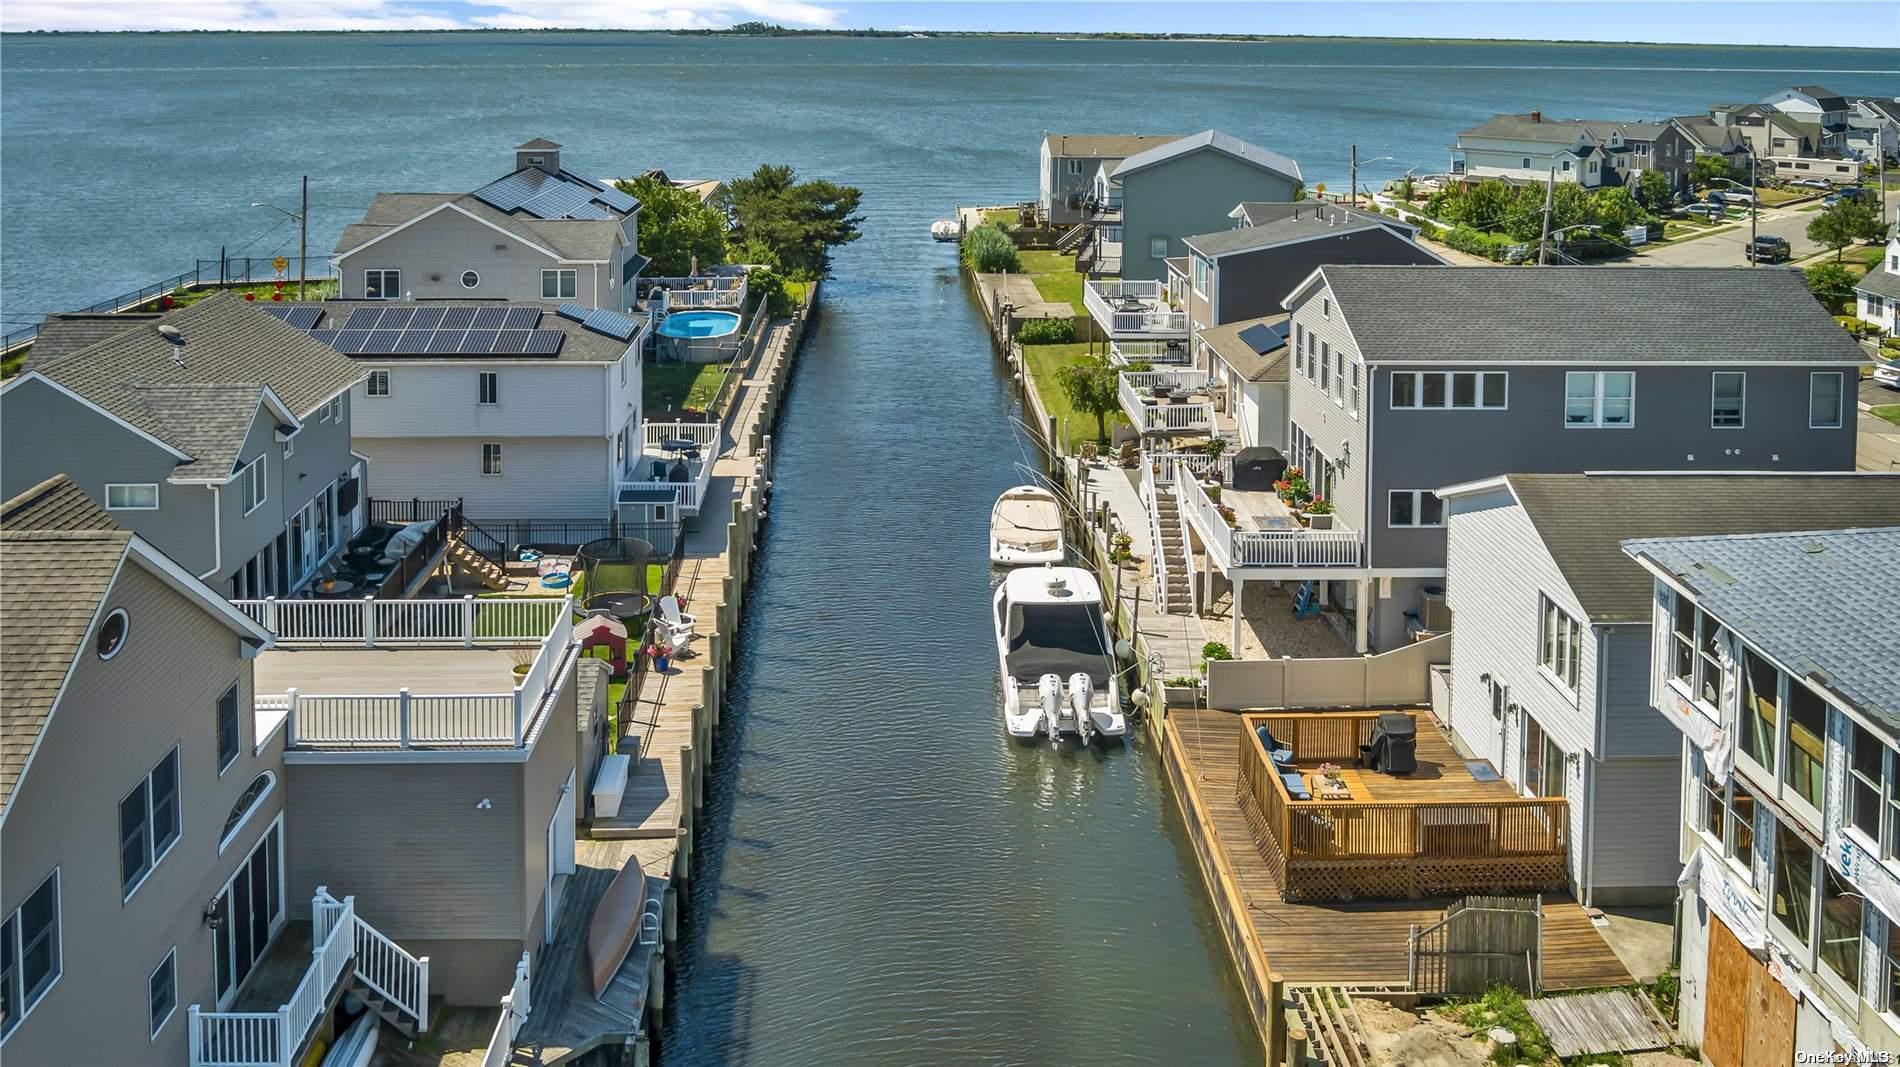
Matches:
[1438,472,1900,908]
[1855,228,1900,336]
[1452,111,1610,187]
[1847,97,1900,163]
[1623,523,1900,1060]
[1762,85,1852,155]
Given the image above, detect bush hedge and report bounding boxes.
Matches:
[1443,224,1519,262]
[1017,318,1076,344]
[962,223,1021,273]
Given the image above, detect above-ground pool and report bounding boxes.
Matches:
[657,310,744,364]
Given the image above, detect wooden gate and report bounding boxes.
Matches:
[1704,917,1795,1067]
[1408,895,1542,997]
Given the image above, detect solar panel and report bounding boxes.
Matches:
[308,330,339,346]
[396,329,434,352]
[1237,322,1287,355]
[426,329,466,354]
[343,308,383,331]
[461,329,499,353]
[518,181,597,220]
[378,306,416,330]
[556,303,588,323]
[471,169,547,213]
[363,330,404,355]
[439,306,477,330]
[590,183,638,214]
[502,307,541,330]
[335,329,372,354]
[492,329,530,354]
[564,201,616,221]
[524,329,565,355]
[284,306,323,331]
[581,307,638,341]
[471,307,509,330]
[260,305,292,321]
[407,307,446,331]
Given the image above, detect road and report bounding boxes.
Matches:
[1632,185,1899,268]
[1860,374,1900,471]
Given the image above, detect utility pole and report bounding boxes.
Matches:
[299,175,309,301]
[1538,167,1555,265]
[1880,150,1888,232]
[1749,157,1758,265]
[1350,145,1358,208]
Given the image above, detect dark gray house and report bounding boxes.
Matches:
[1113,130,1302,281]
[0,293,367,599]
[1184,266,1861,653]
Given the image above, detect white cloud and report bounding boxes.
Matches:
[0,0,846,32]
[466,0,845,30]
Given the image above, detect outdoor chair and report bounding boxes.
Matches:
[656,595,698,657]
[1255,725,1294,766]
[1279,771,1311,801]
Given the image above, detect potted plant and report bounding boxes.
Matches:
[1110,531,1134,566]
[1205,483,1222,504]
[645,641,674,674]
[1301,496,1336,530]
[1217,505,1238,527]
[1164,675,1200,706]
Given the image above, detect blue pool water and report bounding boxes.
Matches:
[658,310,741,339]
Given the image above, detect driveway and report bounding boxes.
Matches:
[1861,374,1900,471]
[1631,185,1897,268]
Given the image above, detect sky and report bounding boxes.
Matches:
[0,0,1894,48]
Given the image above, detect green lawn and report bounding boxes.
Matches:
[1756,186,1810,207]
[1874,405,1900,429]
[1020,342,1128,452]
[644,361,726,413]
[170,279,339,308]
[1017,250,1087,315]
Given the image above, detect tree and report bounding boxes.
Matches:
[1804,262,1857,310]
[1807,199,1882,260]
[1689,154,1732,189]
[1633,169,1674,213]
[614,174,727,277]
[961,223,1020,273]
[716,164,864,278]
[1056,353,1121,444]
[1589,186,1647,230]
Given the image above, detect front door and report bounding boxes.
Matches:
[1703,915,1795,1067]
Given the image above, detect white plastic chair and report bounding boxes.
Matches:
[656,595,697,656]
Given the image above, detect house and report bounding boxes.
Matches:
[1195,315,1290,452]
[1452,112,1697,192]
[1668,112,1756,173]
[333,139,647,310]
[1623,527,1900,1060]
[1111,131,1302,281]
[1847,97,1900,162]
[1853,227,1900,335]
[1708,103,1822,163]
[1169,266,1862,654]
[1762,85,1852,154]
[0,294,368,599]
[1036,132,1179,227]
[1437,472,1900,909]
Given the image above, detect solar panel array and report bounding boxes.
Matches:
[1236,321,1292,356]
[470,168,632,221]
[259,305,323,330]
[555,302,639,341]
[300,305,565,357]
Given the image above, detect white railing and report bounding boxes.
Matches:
[1110,339,1191,365]
[619,453,711,515]
[1085,281,1190,338]
[1173,467,1364,572]
[234,596,568,648]
[481,953,533,1067]
[642,420,721,450]
[645,276,748,309]
[354,913,430,1031]
[1178,469,1236,571]
[189,891,357,1067]
[1119,372,1214,435]
[1141,458,1173,612]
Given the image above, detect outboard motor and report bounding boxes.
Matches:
[1068,673,1095,744]
[1037,674,1064,741]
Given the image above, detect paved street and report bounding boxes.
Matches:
[1633,185,1898,268]
[1860,375,1900,472]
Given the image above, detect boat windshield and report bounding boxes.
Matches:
[1005,602,1112,685]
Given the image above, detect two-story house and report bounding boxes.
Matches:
[1437,472,1900,910]
[332,139,646,310]
[1036,132,1179,227]
[1113,131,1302,282]
[1453,112,1696,191]
[0,293,368,599]
[1854,225,1900,336]
[1847,97,1900,163]
[1762,85,1853,154]
[1668,111,1756,174]
[1624,527,1900,1062]
[1237,265,1859,654]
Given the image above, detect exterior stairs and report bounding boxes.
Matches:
[447,537,508,590]
[1152,490,1192,615]
[1054,221,1090,252]
[349,978,428,1039]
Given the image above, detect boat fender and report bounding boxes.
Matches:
[1113,639,1135,664]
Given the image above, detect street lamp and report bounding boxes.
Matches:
[1350,151,1396,207]
[252,175,309,298]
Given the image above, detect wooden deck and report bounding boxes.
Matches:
[370,1006,500,1067]
[229,921,315,1012]
[1167,707,1630,991]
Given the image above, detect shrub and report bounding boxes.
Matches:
[1122,360,1154,373]
[1201,642,1233,662]
[1017,317,1075,344]
[962,223,1021,273]
[1443,224,1518,262]
[1805,261,1857,310]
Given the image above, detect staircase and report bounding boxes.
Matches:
[1289,986,1378,1067]
[1151,487,1192,615]
[447,537,508,590]
[1054,221,1090,252]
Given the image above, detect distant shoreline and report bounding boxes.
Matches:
[1,28,1894,51]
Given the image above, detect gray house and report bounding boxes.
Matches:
[1452,113,1695,191]
[1437,472,1900,909]
[1036,132,1179,227]
[1251,266,1860,653]
[1113,131,1303,281]
[0,293,367,599]
[333,139,646,310]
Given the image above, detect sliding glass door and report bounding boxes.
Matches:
[213,817,284,1007]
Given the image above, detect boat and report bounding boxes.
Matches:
[989,485,1064,566]
[586,855,646,1000]
[993,566,1125,743]
[930,219,960,242]
[318,1010,379,1067]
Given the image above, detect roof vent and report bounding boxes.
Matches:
[157,323,184,344]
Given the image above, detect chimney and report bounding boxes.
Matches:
[1530,109,1542,123]
[515,138,562,175]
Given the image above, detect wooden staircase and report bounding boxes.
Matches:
[349,978,429,1039]
[1152,489,1191,614]
[447,537,508,591]
[1054,221,1090,252]
[1290,986,1376,1067]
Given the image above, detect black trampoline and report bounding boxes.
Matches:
[576,536,658,621]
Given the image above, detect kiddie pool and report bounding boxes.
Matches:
[657,310,742,363]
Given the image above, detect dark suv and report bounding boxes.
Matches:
[1745,235,1791,263]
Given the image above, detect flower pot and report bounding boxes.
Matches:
[653,655,670,673]
[1303,513,1334,530]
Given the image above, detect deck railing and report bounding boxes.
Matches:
[188,891,361,1067]
[1172,468,1363,571]
[1118,371,1214,435]
[643,275,748,309]
[1237,713,1568,902]
[641,420,722,450]
[235,596,568,647]
[619,452,711,516]
[481,953,533,1067]
[1084,279,1188,337]
[1109,339,1191,365]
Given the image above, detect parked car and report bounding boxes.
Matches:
[1790,178,1833,190]
[1744,236,1791,263]
[1683,203,1728,221]
[1876,360,1900,391]
[1823,187,1868,208]
[1709,189,1757,207]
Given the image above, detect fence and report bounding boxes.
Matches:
[1409,896,1543,997]
[481,954,532,1067]
[3,257,338,352]
[234,595,567,646]
[1206,633,1451,710]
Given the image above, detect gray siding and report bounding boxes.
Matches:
[521,663,580,943]
[1120,152,1299,281]
[1601,625,1680,759]
[1591,755,1684,900]
[1211,229,1440,326]
[336,207,614,308]
[1283,294,1372,537]
[0,562,278,1067]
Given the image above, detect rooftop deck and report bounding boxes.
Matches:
[1118,368,1214,435]
[1084,279,1188,339]
[1166,706,1629,990]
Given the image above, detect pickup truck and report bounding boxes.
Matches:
[1744,236,1791,263]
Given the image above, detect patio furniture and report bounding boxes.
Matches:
[1255,724,1294,765]
[1360,713,1418,775]
[656,595,697,657]
[1292,580,1322,619]
[1279,771,1312,801]
[1307,772,1353,801]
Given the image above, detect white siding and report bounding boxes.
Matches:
[1284,281,1371,537]
[1591,755,1684,895]
[340,207,564,303]
[351,361,614,439]
[355,436,609,519]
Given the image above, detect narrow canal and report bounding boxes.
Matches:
[661,203,1259,1063]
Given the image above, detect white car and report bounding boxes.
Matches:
[1791,178,1832,190]
[1709,189,1757,206]
[1876,361,1900,390]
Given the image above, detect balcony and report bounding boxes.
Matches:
[233,596,574,750]
[1237,712,1569,902]
[637,274,748,311]
[1109,338,1191,366]
[1168,458,1363,573]
[1119,369,1214,436]
[619,421,719,517]
[1084,279,1188,339]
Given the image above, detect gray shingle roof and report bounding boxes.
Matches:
[23,313,160,372]
[517,137,562,150]
[1459,114,1596,145]
[1182,206,1415,258]
[1,476,131,815]
[1111,130,1302,183]
[28,293,364,475]
[1492,473,1900,623]
[1789,86,1848,110]
[294,300,637,363]
[1855,269,1900,302]
[1198,314,1290,383]
[1622,527,1900,730]
[1042,133,1181,159]
[333,191,624,261]
[1315,266,1866,365]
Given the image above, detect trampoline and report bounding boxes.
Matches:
[576,537,658,621]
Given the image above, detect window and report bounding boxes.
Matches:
[1321,299,1331,319]
[1785,684,1826,812]
[0,871,59,1039]
[120,748,180,897]
[1773,822,1816,950]
[1067,158,1083,175]
[542,269,577,300]
[479,372,498,406]
[1521,157,1532,169]
[1332,348,1345,403]
[220,772,276,852]
[1726,779,1757,873]
[1849,718,1888,845]
[366,369,390,397]
[1561,159,1572,172]
[96,608,129,660]
[1293,324,1305,374]
[481,443,503,477]
[105,483,159,510]
[1539,594,1583,691]
[1348,363,1361,415]
[1304,333,1317,381]
[238,456,266,515]
[1820,865,1863,994]
[1319,343,1331,392]
[216,683,240,773]
[149,949,176,1038]
[1148,237,1169,260]
[1389,371,1507,410]
[1810,372,1844,429]
[281,434,293,461]
[1696,764,1724,840]
[363,269,400,299]
[1191,255,1210,296]
[1387,490,1444,528]
[1711,371,1746,428]
[327,398,342,422]
[460,270,479,289]
[1887,921,1900,1015]
[1739,647,1779,770]
[1565,371,1635,427]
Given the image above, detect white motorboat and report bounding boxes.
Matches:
[989,485,1065,566]
[930,219,960,242]
[993,566,1126,743]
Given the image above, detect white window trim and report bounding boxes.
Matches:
[1564,370,1636,429]
[542,269,578,301]
[104,483,160,511]
[481,443,503,477]
[280,433,294,460]
[238,456,267,516]
[1810,371,1845,430]
[363,269,400,300]
[149,947,177,1039]
[1388,371,1508,411]
[218,771,278,854]
[1148,237,1169,260]
[212,815,287,1011]
[1386,489,1444,528]
[120,748,181,903]
[479,372,498,406]
[216,682,241,775]
[1538,594,1583,696]
[1711,370,1746,429]
[365,370,390,398]
[0,869,61,1045]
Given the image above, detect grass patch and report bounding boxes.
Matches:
[1,348,26,380]
[1018,249,1087,315]
[1756,186,1810,206]
[644,360,726,412]
[167,279,339,309]
[1874,405,1900,429]
[981,207,1018,226]
[1441,986,1553,1065]
[1019,341,1128,451]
